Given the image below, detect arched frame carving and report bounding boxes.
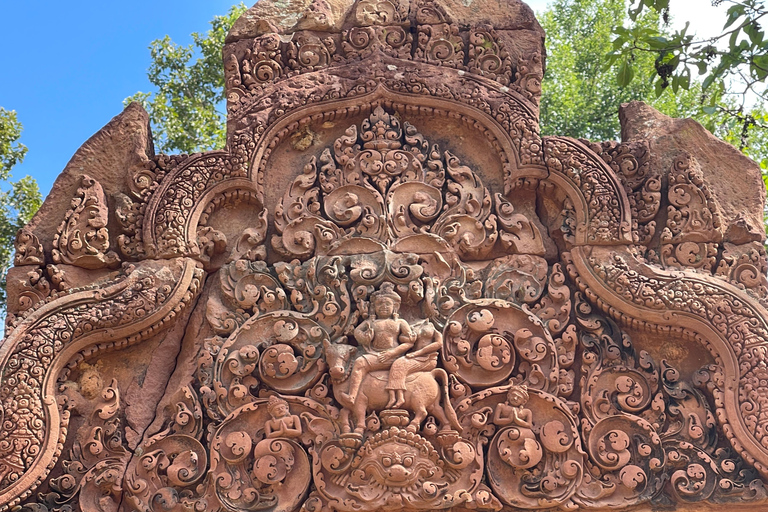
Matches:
[568,245,768,475]
[0,259,203,508]
[141,81,633,261]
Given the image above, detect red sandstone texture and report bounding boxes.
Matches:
[2,1,768,512]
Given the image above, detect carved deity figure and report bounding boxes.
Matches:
[265,395,302,439]
[250,396,304,488]
[341,282,416,406]
[493,385,533,429]
[385,320,443,408]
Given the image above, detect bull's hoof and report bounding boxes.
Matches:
[381,409,410,427]
[436,429,461,447]
[340,432,363,449]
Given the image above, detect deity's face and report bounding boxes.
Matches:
[373,297,396,318]
[271,403,289,418]
[507,388,528,407]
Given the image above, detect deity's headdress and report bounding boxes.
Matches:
[370,282,402,308]
[507,385,529,405]
[268,395,289,416]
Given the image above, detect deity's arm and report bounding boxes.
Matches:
[408,340,443,358]
[397,319,417,344]
[493,403,514,426]
[514,408,534,429]
[377,325,415,362]
[285,415,303,437]
[388,340,414,358]
[265,419,280,438]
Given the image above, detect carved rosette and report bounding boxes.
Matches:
[468,385,585,509]
[442,301,559,391]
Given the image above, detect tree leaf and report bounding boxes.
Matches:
[753,55,768,80]
[702,73,716,90]
[682,71,691,90]
[724,4,745,29]
[617,60,636,87]
[645,36,670,49]
[744,22,764,46]
[729,28,742,50]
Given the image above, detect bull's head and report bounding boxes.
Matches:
[323,337,357,383]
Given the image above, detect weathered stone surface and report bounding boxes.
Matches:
[228,0,350,41]
[3,1,768,512]
[227,0,543,41]
[21,102,153,261]
[620,100,766,244]
[435,0,541,31]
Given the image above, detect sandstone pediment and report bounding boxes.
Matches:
[3,1,768,511]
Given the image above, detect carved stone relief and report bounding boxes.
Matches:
[2,1,768,511]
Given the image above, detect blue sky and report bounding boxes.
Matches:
[1,0,723,198]
[0,0,239,196]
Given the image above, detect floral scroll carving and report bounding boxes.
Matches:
[52,175,120,269]
[272,107,543,263]
[14,229,44,266]
[5,0,768,511]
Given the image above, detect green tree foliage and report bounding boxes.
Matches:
[539,0,711,140]
[125,4,248,154]
[128,0,766,175]
[0,108,43,311]
[610,0,768,168]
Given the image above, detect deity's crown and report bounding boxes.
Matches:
[370,282,402,307]
[507,384,529,404]
[268,394,289,415]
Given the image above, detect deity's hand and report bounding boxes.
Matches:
[377,352,389,363]
[355,321,374,343]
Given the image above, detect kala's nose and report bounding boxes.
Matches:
[387,465,409,482]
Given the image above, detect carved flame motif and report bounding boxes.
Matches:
[52,175,120,269]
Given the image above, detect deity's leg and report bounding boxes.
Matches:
[342,359,368,404]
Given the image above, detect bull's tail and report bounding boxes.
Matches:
[432,368,462,433]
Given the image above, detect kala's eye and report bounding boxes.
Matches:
[382,457,392,467]
[403,456,413,467]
